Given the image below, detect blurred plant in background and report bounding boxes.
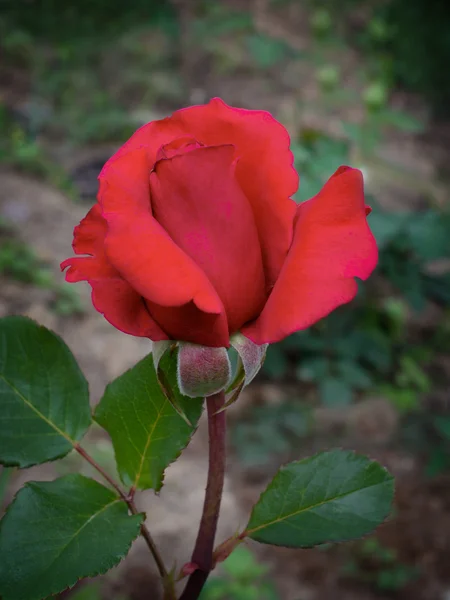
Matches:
[0,218,84,316]
[200,547,279,600]
[342,536,420,592]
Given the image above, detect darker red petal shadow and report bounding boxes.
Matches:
[242,167,378,344]
[99,147,226,317]
[150,144,266,334]
[146,300,230,347]
[61,204,167,340]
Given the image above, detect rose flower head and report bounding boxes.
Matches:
[61,98,377,396]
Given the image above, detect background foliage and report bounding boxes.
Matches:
[1,0,450,598]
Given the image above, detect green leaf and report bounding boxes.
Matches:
[296,357,329,382]
[433,415,450,440]
[293,173,319,203]
[380,108,424,133]
[342,121,362,144]
[246,34,290,68]
[262,344,288,379]
[319,377,353,407]
[426,446,450,477]
[0,316,91,467]
[0,474,143,600]
[382,386,419,413]
[221,546,267,579]
[359,330,392,372]
[406,211,450,261]
[425,272,450,305]
[397,355,430,392]
[293,136,351,202]
[337,361,373,389]
[245,450,394,547]
[94,351,203,491]
[368,211,410,248]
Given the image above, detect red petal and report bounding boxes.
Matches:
[61,205,166,339]
[61,204,117,281]
[99,98,298,287]
[150,145,266,334]
[61,255,116,281]
[98,147,226,316]
[71,203,106,254]
[170,99,298,287]
[147,300,229,347]
[90,280,168,340]
[243,167,378,344]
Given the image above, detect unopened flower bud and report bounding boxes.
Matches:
[177,343,232,398]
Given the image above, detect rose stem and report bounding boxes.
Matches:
[179,391,227,600]
[74,443,169,583]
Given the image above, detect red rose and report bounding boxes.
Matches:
[61,98,377,348]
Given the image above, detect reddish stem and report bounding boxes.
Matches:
[179,391,227,600]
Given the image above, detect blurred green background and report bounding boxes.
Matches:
[1,1,450,599]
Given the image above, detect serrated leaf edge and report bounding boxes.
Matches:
[153,408,204,493]
[0,478,143,600]
[94,355,204,493]
[0,316,91,468]
[245,449,395,544]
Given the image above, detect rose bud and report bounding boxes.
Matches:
[61,98,377,395]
